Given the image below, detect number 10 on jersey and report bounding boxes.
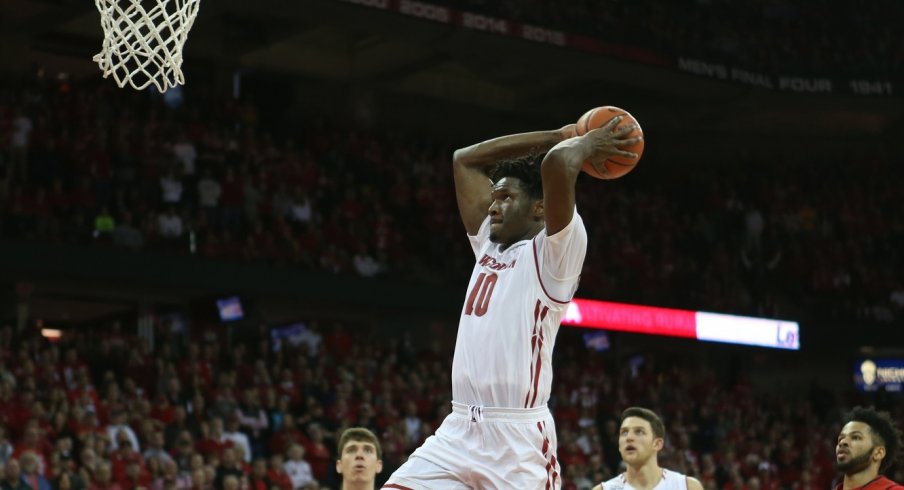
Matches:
[465,272,498,316]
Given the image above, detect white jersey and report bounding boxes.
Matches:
[451,211,587,408]
[603,469,690,490]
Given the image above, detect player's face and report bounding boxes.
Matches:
[488,177,540,246]
[336,440,382,484]
[619,417,663,467]
[835,421,881,474]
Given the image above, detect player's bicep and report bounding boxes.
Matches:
[535,213,587,302]
[540,147,582,236]
[453,149,492,235]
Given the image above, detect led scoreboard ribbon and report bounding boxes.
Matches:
[563,299,800,350]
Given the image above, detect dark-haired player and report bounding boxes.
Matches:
[835,406,904,490]
[383,118,641,490]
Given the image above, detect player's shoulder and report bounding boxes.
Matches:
[598,474,626,490]
[876,477,904,490]
[682,474,704,490]
[540,208,585,237]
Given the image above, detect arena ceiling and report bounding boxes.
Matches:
[2,0,903,147]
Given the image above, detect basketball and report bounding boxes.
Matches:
[575,106,644,180]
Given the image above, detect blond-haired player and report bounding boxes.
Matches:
[593,407,704,490]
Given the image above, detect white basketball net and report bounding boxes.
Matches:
[93,0,201,93]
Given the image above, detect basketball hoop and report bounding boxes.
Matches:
[93,0,201,93]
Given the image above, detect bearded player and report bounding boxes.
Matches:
[834,406,903,490]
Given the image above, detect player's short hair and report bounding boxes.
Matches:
[846,406,903,473]
[337,427,382,459]
[621,407,666,439]
[490,152,545,201]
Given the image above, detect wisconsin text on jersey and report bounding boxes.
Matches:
[478,254,517,270]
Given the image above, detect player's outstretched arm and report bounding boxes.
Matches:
[591,484,603,490]
[541,116,640,235]
[452,126,574,235]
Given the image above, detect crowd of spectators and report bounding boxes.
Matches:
[435,0,904,76]
[1,81,903,326]
[1,316,902,490]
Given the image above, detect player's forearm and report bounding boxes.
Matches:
[452,130,564,170]
[544,135,591,174]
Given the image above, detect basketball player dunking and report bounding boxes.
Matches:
[383,117,641,489]
[593,407,704,490]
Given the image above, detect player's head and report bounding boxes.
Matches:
[336,427,383,485]
[836,406,903,475]
[488,153,545,246]
[619,407,666,467]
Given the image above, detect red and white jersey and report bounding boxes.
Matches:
[603,469,690,490]
[451,211,587,408]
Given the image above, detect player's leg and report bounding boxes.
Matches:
[383,456,469,490]
[383,412,472,490]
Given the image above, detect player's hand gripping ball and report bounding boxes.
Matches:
[575,106,644,180]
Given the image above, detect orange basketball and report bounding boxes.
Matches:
[575,106,644,180]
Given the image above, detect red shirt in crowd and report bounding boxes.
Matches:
[267,468,292,490]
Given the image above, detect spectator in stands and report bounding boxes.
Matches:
[157,205,184,242]
[112,212,144,249]
[197,169,222,221]
[1,458,28,490]
[160,168,184,206]
[267,453,293,490]
[151,458,191,490]
[93,207,115,242]
[53,471,86,490]
[222,474,241,490]
[7,107,32,184]
[247,458,272,490]
[105,410,140,453]
[235,389,269,461]
[89,461,121,490]
[12,424,50,475]
[284,443,316,490]
[172,133,198,186]
[143,431,173,466]
[213,447,245,489]
[222,415,253,464]
[0,426,12,466]
[18,452,51,490]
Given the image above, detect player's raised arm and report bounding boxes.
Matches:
[452,126,574,235]
[540,116,641,235]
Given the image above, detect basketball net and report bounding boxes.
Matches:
[93,0,201,93]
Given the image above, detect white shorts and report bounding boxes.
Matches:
[383,402,561,490]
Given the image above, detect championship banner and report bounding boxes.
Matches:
[677,58,897,96]
[339,0,899,97]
